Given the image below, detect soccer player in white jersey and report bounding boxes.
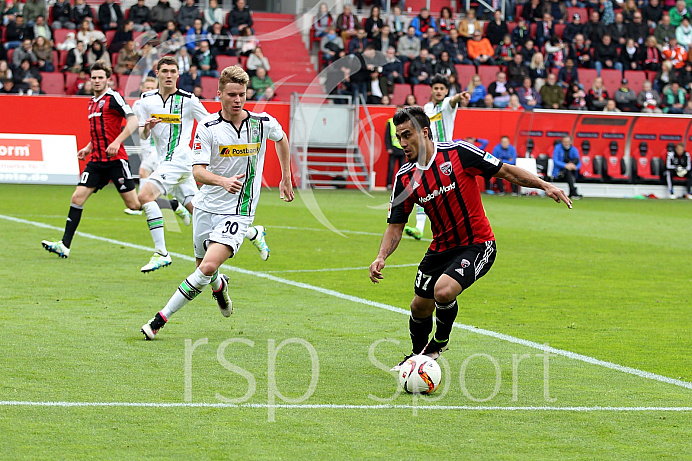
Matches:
[404,74,470,240]
[141,65,294,340]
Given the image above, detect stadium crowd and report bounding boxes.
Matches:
[0,0,278,99]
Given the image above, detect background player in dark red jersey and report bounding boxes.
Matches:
[42,61,140,258]
[369,106,572,370]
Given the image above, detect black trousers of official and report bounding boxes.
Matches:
[387,148,405,188]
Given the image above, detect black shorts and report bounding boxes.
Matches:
[78,160,136,193]
[414,241,497,298]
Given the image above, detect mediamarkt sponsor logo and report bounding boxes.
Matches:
[419,182,456,203]
[0,139,43,161]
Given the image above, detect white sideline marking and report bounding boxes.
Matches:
[0,401,691,411]
[265,263,418,274]
[3,214,692,392]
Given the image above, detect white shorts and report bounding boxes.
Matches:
[193,209,252,259]
[139,153,160,175]
[148,161,198,205]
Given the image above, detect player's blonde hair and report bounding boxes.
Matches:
[218,65,249,91]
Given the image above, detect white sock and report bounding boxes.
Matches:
[416,206,426,233]
[245,226,258,240]
[143,201,167,255]
[161,268,212,319]
[210,270,223,291]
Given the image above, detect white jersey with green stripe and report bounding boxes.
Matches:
[138,88,209,166]
[424,97,457,142]
[192,109,284,216]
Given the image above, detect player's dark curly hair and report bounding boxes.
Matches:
[90,60,112,78]
[430,74,449,88]
[392,106,432,140]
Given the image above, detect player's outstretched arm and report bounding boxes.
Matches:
[275,133,294,202]
[107,115,139,157]
[494,163,573,209]
[369,222,406,283]
[450,91,471,109]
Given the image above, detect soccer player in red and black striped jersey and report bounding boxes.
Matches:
[42,61,140,258]
[369,106,572,370]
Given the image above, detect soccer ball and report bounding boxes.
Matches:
[398,355,442,394]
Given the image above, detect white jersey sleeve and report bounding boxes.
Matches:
[192,121,213,166]
[264,113,284,142]
[136,98,147,127]
[191,94,211,122]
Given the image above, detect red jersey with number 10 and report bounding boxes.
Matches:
[388,140,503,252]
[87,89,134,162]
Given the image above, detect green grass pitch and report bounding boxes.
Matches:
[0,184,691,459]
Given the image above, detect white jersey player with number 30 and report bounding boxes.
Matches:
[140,65,294,341]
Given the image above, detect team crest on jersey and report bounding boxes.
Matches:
[99,99,105,109]
[440,161,453,176]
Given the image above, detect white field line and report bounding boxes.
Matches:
[264,263,418,274]
[3,214,692,392]
[0,401,691,411]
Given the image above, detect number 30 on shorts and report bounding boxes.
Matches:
[415,270,432,291]
[222,220,239,235]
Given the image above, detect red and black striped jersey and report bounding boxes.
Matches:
[388,140,503,252]
[87,89,134,162]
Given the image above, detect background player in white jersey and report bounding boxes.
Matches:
[141,65,294,339]
[405,74,470,240]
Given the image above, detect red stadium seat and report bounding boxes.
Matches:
[566,7,588,22]
[239,55,248,69]
[59,50,68,69]
[624,70,646,93]
[201,76,217,99]
[600,68,622,95]
[65,72,80,94]
[413,84,431,104]
[40,72,66,95]
[507,22,517,35]
[391,83,412,105]
[631,143,664,182]
[51,50,60,69]
[406,0,428,13]
[454,64,476,87]
[104,30,116,46]
[604,141,629,182]
[403,60,411,79]
[7,48,13,64]
[554,23,566,38]
[118,74,141,95]
[477,65,501,87]
[577,68,597,91]
[515,5,524,19]
[529,23,537,38]
[53,28,71,45]
[216,55,238,70]
[579,154,604,181]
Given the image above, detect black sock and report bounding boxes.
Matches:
[169,198,179,210]
[61,205,83,248]
[433,300,458,343]
[409,314,433,354]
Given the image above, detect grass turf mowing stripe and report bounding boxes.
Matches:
[6,213,692,392]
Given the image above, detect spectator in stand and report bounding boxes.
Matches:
[678,61,692,90]
[129,0,151,32]
[177,0,200,33]
[174,46,192,73]
[411,7,437,39]
[77,19,106,45]
[508,53,530,88]
[178,64,200,93]
[627,11,648,46]
[637,80,663,112]
[494,35,516,65]
[482,93,495,108]
[544,0,566,23]
[192,84,203,99]
[32,36,54,72]
[517,76,542,109]
[404,94,417,105]
[87,39,111,68]
[607,12,627,46]
[458,8,481,39]
[641,36,662,73]
[662,37,688,69]
[586,76,609,110]
[546,35,568,69]
[520,39,540,63]
[250,66,274,100]
[565,82,588,110]
[615,78,638,111]
[0,78,18,94]
[664,142,692,198]
[447,74,462,96]
[0,60,12,81]
[655,15,677,47]
[24,79,43,95]
[563,14,584,44]
[506,94,525,111]
[558,58,579,88]
[22,0,45,26]
[208,22,234,57]
[381,46,404,84]
[372,24,394,53]
[114,40,139,75]
[194,40,218,77]
[438,7,456,34]
[65,40,87,73]
[487,9,508,46]
[541,72,565,108]
[670,0,691,27]
[433,50,456,77]
[236,27,258,56]
[512,17,531,47]
[444,28,471,64]
[642,0,663,28]
[366,68,391,104]
[408,48,434,85]
[12,39,37,70]
[397,26,420,63]
[1,1,18,23]
[387,6,409,41]
[655,60,674,91]
[247,46,270,77]
[151,0,176,33]
[522,0,544,23]
[320,25,343,63]
[335,4,358,45]
[348,27,369,55]
[98,0,123,32]
[31,15,52,42]
[13,58,40,91]
[71,0,94,29]
[109,20,134,53]
[186,18,209,53]
[5,14,28,50]
[583,11,605,47]
[364,6,383,40]
[160,20,184,47]
[676,16,692,49]
[620,38,643,70]
[487,71,513,107]
[466,74,487,107]
[569,34,593,68]
[663,81,687,113]
[603,98,620,111]
[535,13,555,48]
[468,30,496,66]
[256,85,276,101]
[552,135,582,199]
[52,0,74,30]
[593,33,622,75]
[529,52,548,88]
[490,136,519,195]
[313,3,332,39]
